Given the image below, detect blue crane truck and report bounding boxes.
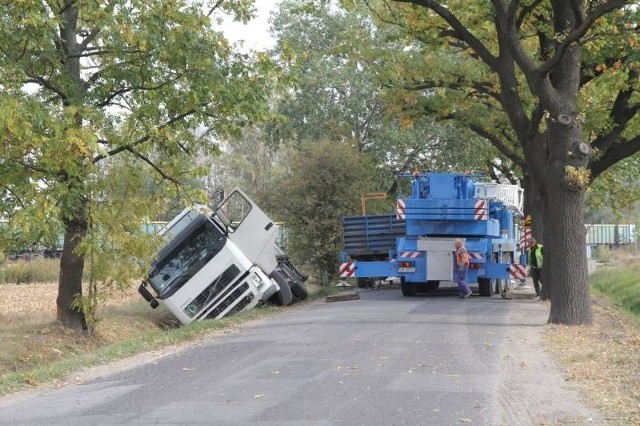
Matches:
[339,172,525,297]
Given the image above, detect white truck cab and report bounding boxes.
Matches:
[138,189,307,324]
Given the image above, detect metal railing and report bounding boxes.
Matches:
[474,183,524,213]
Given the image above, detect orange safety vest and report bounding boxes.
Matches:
[456,246,470,267]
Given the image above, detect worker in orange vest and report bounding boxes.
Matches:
[454,238,472,299]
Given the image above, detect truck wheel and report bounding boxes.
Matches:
[278,259,305,283]
[478,278,492,297]
[270,270,293,306]
[277,262,308,301]
[290,278,308,300]
[401,283,418,297]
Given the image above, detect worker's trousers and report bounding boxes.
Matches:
[530,267,542,296]
[454,266,470,296]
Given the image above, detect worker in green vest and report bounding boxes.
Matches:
[527,237,543,300]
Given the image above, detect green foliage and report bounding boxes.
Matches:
[593,246,614,264]
[348,0,640,186]
[0,1,281,323]
[268,0,495,192]
[72,159,172,329]
[344,0,525,172]
[272,139,375,279]
[586,155,640,223]
[591,263,640,317]
[206,127,286,213]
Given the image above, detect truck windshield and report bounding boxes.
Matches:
[148,216,226,295]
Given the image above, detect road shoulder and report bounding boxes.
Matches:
[492,299,601,425]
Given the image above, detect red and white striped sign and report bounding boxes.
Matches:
[396,199,406,220]
[519,228,532,247]
[399,251,421,258]
[339,262,355,278]
[474,200,488,220]
[509,264,527,280]
[468,252,483,260]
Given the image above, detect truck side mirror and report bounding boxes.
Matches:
[138,282,159,309]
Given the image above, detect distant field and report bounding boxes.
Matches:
[0,258,60,285]
[0,281,142,326]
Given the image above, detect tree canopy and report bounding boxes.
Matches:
[272,138,375,278]
[343,0,640,325]
[269,0,500,192]
[0,0,280,330]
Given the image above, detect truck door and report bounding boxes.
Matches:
[426,250,453,281]
[418,237,455,281]
[217,189,278,273]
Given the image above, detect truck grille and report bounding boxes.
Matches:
[203,282,254,319]
[183,264,240,318]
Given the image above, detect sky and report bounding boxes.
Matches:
[222,1,281,51]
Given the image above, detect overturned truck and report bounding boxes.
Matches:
[138,189,307,325]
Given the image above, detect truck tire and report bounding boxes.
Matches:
[401,283,418,297]
[290,278,308,300]
[270,270,293,306]
[276,261,308,300]
[478,278,492,297]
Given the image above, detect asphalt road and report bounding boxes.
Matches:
[0,285,600,425]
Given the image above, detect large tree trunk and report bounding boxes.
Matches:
[56,3,89,331]
[56,202,88,331]
[532,2,591,324]
[543,124,593,325]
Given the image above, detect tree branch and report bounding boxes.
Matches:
[516,0,544,30]
[468,123,524,168]
[590,135,640,180]
[124,147,181,185]
[76,0,118,52]
[537,0,628,77]
[24,73,68,101]
[528,103,545,138]
[93,72,184,108]
[1,185,27,209]
[592,68,639,153]
[92,106,202,163]
[392,0,499,69]
[206,0,226,18]
[420,102,524,168]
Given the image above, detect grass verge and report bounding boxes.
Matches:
[543,259,640,425]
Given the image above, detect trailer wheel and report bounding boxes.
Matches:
[270,270,293,306]
[478,278,492,297]
[401,283,418,297]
